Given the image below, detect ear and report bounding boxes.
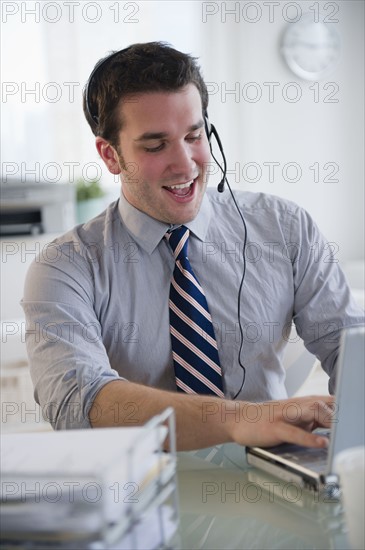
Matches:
[95,137,121,175]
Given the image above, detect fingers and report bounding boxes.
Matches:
[309,397,336,429]
[248,395,335,448]
[274,422,330,449]
[233,395,335,448]
[297,396,336,430]
[271,395,335,448]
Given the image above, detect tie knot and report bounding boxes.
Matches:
[166,226,189,261]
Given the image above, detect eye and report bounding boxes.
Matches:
[144,143,165,153]
[186,132,203,143]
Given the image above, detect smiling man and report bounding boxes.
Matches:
[22,42,364,450]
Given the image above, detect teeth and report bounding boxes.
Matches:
[166,180,193,189]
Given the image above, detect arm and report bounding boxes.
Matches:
[89,379,334,450]
[22,237,122,430]
[289,207,364,392]
[22,229,335,447]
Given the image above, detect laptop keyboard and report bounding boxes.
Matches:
[273,431,331,473]
[280,437,331,472]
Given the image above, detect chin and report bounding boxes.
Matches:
[168,209,199,226]
[173,201,203,225]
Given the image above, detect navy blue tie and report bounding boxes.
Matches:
[166,226,224,397]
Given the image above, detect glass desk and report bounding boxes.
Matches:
[174,446,351,550]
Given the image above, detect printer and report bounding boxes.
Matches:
[0,181,76,236]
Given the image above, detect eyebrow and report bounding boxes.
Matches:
[134,120,205,142]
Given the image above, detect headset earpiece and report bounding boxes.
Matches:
[204,114,212,142]
[204,112,226,193]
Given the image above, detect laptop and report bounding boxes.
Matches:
[246,326,365,497]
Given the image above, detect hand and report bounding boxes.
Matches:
[231,395,335,448]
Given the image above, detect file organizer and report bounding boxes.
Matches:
[0,407,179,549]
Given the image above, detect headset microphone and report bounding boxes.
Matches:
[204,116,227,193]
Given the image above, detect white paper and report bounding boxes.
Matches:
[1,425,169,527]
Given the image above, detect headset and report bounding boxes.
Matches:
[85,47,248,397]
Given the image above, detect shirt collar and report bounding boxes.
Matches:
[118,191,212,254]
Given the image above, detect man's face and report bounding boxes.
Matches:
[108,84,211,225]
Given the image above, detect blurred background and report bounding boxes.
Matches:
[1,0,364,259]
[1,0,364,429]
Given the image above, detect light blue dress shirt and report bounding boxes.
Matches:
[21,188,364,429]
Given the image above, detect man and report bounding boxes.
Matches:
[22,42,363,450]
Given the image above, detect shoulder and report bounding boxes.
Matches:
[27,201,121,275]
[206,187,301,214]
[206,187,305,226]
[23,201,121,300]
[205,188,320,245]
[57,200,120,248]
[42,200,119,257]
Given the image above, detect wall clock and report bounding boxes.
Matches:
[281,13,341,80]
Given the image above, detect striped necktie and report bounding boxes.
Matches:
[166,226,224,397]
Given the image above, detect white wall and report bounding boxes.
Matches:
[200,0,364,264]
[1,1,364,265]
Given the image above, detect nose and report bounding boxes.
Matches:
[168,141,196,177]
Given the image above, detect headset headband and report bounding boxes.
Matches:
[85,47,132,125]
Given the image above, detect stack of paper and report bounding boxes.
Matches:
[0,413,178,549]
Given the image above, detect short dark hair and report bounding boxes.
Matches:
[83,41,209,148]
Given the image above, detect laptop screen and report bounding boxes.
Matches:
[327,326,365,470]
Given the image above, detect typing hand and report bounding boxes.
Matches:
[231,395,335,448]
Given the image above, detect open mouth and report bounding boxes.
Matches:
[163,178,196,198]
